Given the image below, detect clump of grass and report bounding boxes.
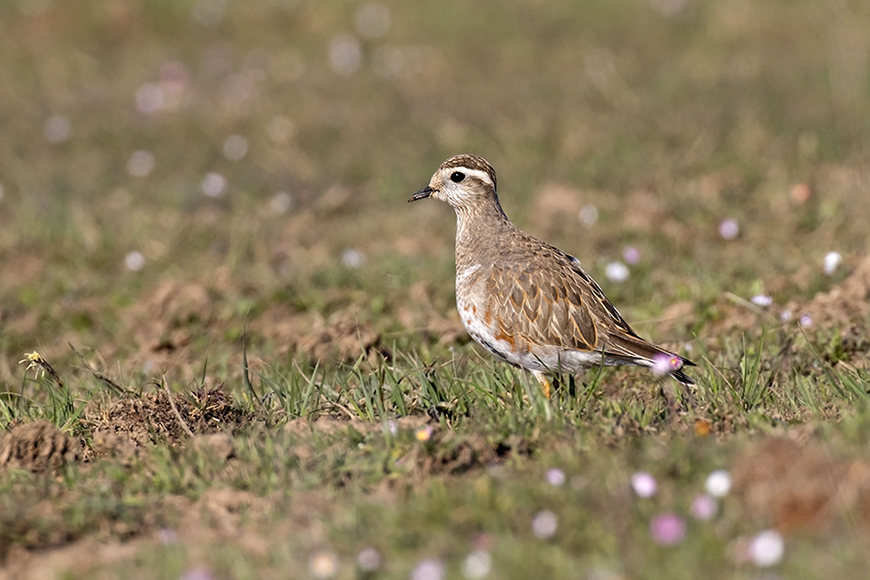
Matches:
[4,351,84,432]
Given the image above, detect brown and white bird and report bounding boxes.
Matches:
[408,154,695,397]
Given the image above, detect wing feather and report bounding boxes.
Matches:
[485,261,598,353]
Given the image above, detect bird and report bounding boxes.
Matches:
[408,154,695,398]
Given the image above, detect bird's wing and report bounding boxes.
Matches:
[481,239,695,385]
[482,231,621,354]
[486,260,597,353]
[484,236,654,356]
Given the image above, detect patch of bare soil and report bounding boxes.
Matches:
[0,489,287,580]
[248,303,310,356]
[395,282,467,346]
[395,428,527,480]
[118,279,216,374]
[732,435,870,534]
[113,276,391,372]
[295,310,383,363]
[252,304,393,364]
[0,421,79,473]
[704,255,870,365]
[282,416,396,438]
[282,417,526,482]
[801,254,870,324]
[87,387,251,452]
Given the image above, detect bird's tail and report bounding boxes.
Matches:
[606,333,696,386]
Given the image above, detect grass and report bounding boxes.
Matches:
[2,0,870,578]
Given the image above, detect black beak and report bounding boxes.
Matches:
[408,186,435,202]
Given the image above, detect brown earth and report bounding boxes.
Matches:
[732,434,870,534]
[0,421,79,473]
[86,386,252,454]
[795,253,870,359]
[0,410,528,577]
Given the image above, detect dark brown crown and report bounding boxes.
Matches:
[439,154,497,191]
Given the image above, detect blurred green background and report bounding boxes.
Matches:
[2,0,868,382]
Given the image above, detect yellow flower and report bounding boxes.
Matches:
[19,352,47,378]
[415,425,433,442]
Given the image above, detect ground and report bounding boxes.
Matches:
[1,0,870,578]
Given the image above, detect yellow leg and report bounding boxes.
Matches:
[532,371,551,399]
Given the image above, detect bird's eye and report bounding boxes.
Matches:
[450,171,466,183]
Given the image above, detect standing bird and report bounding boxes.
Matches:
[408,154,695,397]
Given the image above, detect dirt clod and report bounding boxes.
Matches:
[0,421,80,473]
[88,387,249,449]
[192,433,236,462]
[800,254,870,330]
[296,313,381,363]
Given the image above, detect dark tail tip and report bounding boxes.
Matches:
[671,355,696,385]
[670,368,695,386]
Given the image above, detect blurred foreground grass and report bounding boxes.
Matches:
[1,0,870,578]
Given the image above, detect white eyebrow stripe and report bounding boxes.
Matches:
[455,168,494,188]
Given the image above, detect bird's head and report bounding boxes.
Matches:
[408,154,499,212]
